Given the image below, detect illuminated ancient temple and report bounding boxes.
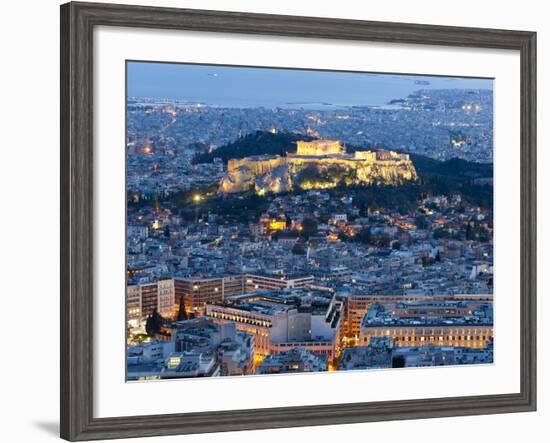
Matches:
[219,139,417,194]
[294,139,344,156]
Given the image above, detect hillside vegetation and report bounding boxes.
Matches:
[192,131,314,164]
[187,131,493,210]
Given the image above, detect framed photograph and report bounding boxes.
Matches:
[60,1,536,440]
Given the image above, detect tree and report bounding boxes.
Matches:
[145,310,163,337]
[465,222,473,240]
[433,228,449,239]
[377,234,391,248]
[477,226,490,242]
[300,217,318,239]
[338,232,350,242]
[421,256,434,267]
[285,215,292,229]
[356,227,372,245]
[415,215,428,230]
[177,296,188,321]
[392,355,406,368]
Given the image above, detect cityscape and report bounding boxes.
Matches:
[126,62,494,380]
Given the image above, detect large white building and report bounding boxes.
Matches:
[336,292,493,344]
[244,273,314,292]
[359,299,494,349]
[205,289,343,363]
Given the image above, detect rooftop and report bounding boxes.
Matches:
[362,301,493,328]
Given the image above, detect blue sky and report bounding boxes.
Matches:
[127,61,493,108]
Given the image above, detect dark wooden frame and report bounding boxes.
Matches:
[60,1,537,441]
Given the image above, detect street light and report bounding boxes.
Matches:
[193,194,202,222]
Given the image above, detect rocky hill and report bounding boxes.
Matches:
[218,139,418,194]
[198,131,492,196]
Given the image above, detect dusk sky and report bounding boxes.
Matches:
[127,61,493,108]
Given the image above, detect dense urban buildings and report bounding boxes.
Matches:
[126,62,494,380]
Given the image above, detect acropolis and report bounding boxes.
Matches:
[218,139,417,194]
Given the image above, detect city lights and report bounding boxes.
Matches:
[126,63,494,381]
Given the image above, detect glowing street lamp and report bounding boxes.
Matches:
[193,194,202,222]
